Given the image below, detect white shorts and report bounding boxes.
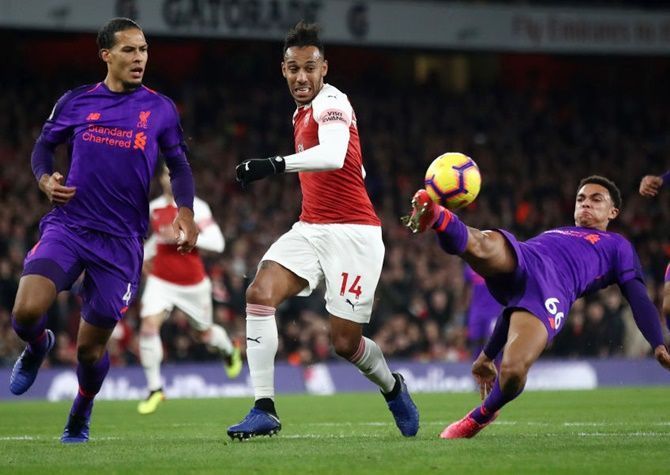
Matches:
[140,275,213,331]
[261,221,385,324]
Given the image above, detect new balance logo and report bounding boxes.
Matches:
[86,112,101,121]
[584,234,600,245]
[247,336,262,343]
[346,299,358,312]
[134,132,147,151]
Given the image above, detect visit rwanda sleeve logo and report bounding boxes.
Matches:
[137,110,151,129]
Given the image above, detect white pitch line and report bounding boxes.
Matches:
[281,434,386,439]
[0,435,121,441]
[304,421,670,428]
[577,432,665,437]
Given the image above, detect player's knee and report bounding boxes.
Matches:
[245,282,275,307]
[331,334,358,360]
[499,360,528,393]
[12,299,46,323]
[76,344,106,366]
[139,318,160,335]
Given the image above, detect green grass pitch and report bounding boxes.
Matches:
[0,387,668,474]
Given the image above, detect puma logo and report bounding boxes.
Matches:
[247,336,262,343]
[244,162,250,171]
[346,299,358,312]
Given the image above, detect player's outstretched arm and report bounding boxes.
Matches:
[619,278,670,370]
[235,122,350,187]
[38,172,76,205]
[235,156,286,186]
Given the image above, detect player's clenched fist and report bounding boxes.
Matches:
[39,172,77,205]
[639,175,663,197]
[235,156,286,186]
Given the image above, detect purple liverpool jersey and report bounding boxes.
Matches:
[38,82,185,237]
[492,226,643,337]
[463,264,503,341]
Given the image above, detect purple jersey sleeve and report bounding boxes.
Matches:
[483,314,509,360]
[616,240,644,285]
[619,279,664,348]
[157,99,186,152]
[661,170,670,187]
[31,138,56,181]
[159,100,194,210]
[40,90,77,145]
[31,91,78,181]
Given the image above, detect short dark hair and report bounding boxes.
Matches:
[97,17,142,51]
[577,175,622,209]
[283,21,324,57]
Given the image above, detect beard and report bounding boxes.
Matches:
[121,80,142,91]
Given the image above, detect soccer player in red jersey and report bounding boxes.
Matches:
[137,167,241,415]
[227,21,418,440]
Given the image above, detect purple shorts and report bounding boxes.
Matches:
[22,221,143,329]
[485,229,571,343]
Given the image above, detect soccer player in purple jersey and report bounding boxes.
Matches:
[463,264,503,359]
[9,18,198,443]
[404,175,670,439]
[639,171,670,336]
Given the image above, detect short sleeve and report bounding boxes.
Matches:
[312,88,353,128]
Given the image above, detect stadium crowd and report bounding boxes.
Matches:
[0,38,668,369]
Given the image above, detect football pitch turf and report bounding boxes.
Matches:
[0,387,668,474]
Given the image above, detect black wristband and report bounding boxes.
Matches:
[270,156,286,174]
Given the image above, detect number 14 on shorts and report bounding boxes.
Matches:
[340,272,362,299]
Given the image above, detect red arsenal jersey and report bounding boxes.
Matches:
[292,84,380,226]
[148,196,211,285]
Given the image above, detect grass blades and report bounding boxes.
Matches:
[0,388,668,474]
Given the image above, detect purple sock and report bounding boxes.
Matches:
[11,314,48,354]
[434,210,468,255]
[469,379,522,424]
[71,352,110,418]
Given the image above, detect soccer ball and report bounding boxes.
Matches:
[424,152,481,209]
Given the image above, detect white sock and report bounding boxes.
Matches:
[207,324,234,355]
[246,304,278,400]
[139,333,163,392]
[350,337,396,393]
